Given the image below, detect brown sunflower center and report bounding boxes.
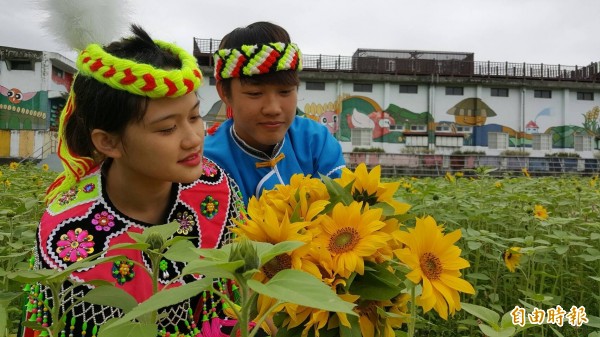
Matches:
[261,254,292,279]
[329,227,360,254]
[353,190,379,206]
[420,252,443,280]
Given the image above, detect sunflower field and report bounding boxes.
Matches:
[1,162,599,337]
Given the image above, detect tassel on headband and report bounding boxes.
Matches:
[213,42,302,80]
[46,40,203,203]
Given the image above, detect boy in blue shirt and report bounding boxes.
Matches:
[204,21,345,204]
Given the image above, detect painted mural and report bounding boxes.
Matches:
[0,85,46,130]
[199,82,600,152]
[297,95,598,149]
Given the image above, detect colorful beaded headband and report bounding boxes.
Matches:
[46,40,203,203]
[213,42,302,80]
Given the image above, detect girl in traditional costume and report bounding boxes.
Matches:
[20,24,244,337]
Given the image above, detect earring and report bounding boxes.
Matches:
[226,106,233,119]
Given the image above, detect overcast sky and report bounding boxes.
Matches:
[2,0,600,67]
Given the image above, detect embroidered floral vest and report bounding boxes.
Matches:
[20,158,244,337]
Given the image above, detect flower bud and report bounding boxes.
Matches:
[229,238,260,274]
[146,232,165,251]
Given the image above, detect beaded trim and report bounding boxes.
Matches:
[213,42,302,80]
[77,40,203,98]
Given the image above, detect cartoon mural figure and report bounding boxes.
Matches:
[318,110,339,134]
[0,85,44,129]
[302,100,342,135]
[368,111,396,139]
[0,86,37,104]
[525,120,539,134]
[447,97,496,126]
[347,108,375,130]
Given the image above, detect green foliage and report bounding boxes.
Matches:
[392,174,600,337]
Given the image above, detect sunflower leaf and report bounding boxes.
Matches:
[460,302,500,328]
[478,323,515,337]
[98,320,158,337]
[320,175,354,205]
[101,279,212,330]
[348,262,403,301]
[258,241,305,266]
[248,269,356,315]
[82,285,138,313]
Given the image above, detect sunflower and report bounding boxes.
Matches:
[41,163,50,171]
[354,293,410,337]
[312,201,391,278]
[394,216,475,319]
[9,162,18,170]
[335,163,411,214]
[444,172,455,183]
[260,174,330,223]
[521,167,530,178]
[503,247,522,273]
[232,204,325,321]
[276,286,357,336]
[533,204,549,220]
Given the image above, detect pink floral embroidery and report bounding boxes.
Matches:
[202,160,218,178]
[92,211,115,231]
[58,187,78,205]
[56,228,95,262]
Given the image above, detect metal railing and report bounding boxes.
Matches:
[344,153,600,177]
[194,38,600,82]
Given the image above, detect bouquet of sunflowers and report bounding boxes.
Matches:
[232,163,475,337]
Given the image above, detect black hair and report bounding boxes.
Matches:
[218,21,300,98]
[65,24,182,158]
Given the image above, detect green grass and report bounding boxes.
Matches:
[1,164,599,336]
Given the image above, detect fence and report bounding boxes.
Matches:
[344,152,600,177]
[194,38,600,82]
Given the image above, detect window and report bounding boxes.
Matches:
[577,92,594,101]
[208,77,216,86]
[456,125,472,133]
[410,124,427,132]
[445,86,463,95]
[351,128,372,147]
[389,125,404,131]
[534,90,552,98]
[435,125,451,132]
[399,85,418,94]
[491,87,509,97]
[7,59,34,70]
[306,81,326,91]
[353,83,373,92]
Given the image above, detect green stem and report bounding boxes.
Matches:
[149,252,162,325]
[408,284,417,337]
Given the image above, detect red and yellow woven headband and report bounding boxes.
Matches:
[213,42,302,80]
[78,40,203,97]
[46,40,203,203]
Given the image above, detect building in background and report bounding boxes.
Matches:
[0,46,75,160]
[194,38,600,159]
